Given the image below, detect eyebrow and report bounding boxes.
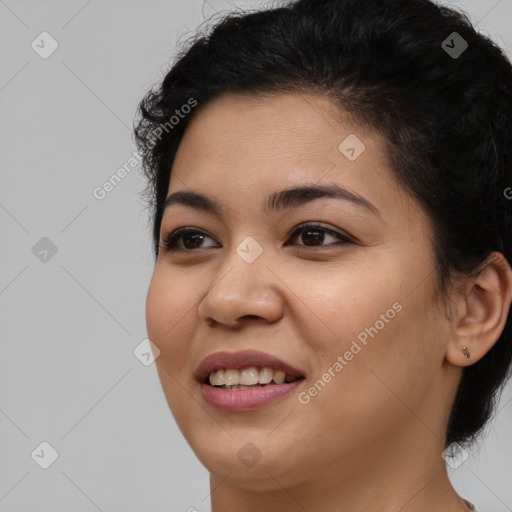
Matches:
[163,183,382,219]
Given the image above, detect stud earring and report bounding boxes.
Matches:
[461,346,470,359]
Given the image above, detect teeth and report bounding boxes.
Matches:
[258,367,273,384]
[273,370,285,384]
[224,369,239,386]
[208,366,299,387]
[220,384,260,390]
[209,369,224,386]
[240,367,259,385]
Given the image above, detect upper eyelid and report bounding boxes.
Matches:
[163,223,347,239]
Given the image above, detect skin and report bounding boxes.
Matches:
[145,92,512,512]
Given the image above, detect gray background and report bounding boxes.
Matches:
[1,0,511,510]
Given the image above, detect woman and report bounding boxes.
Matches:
[134,0,512,510]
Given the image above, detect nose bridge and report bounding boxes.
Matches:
[215,226,269,281]
[197,234,283,326]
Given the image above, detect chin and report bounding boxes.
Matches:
[188,428,301,486]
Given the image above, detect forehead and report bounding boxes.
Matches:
[176,92,369,163]
[171,92,391,191]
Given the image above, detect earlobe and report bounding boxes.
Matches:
[446,341,475,367]
[445,251,512,367]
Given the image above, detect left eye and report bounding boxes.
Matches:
[159,223,352,252]
[286,223,352,248]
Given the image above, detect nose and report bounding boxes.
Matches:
[197,249,284,329]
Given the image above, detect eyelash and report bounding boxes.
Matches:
[159,223,354,252]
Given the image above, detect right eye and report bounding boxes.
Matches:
[159,228,220,252]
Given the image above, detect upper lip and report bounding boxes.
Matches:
[194,349,305,383]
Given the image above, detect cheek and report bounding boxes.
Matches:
[145,267,199,363]
[145,269,200,425]
[290,263,436,407]
[288,267,397,351]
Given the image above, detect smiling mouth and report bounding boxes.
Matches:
[204,367,305,390]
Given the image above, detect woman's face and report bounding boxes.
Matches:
[146,92,459,491]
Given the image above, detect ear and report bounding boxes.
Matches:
[445,252,512,366]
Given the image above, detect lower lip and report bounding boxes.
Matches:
[200,380,304,412]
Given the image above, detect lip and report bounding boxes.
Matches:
[195,349,306,412]
[200,379,304,412]
[194,349,305,384]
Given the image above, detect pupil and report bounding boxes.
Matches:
[183,233,204,249]
[302,229,323,246]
